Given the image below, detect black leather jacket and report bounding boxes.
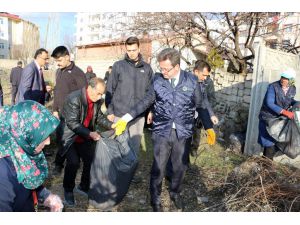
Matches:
[59,87,113,156]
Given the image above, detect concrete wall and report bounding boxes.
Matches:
[0,59,19,69]
[211,69,252,141]
[75,41,152,78]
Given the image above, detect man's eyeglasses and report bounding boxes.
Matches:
[160,66,174,73]
[39,56,49,61]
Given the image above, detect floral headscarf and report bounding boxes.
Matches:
[0,100,59,189]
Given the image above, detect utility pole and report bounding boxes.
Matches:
[44,14,50,48]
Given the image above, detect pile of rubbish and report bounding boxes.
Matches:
[221,157,300,211]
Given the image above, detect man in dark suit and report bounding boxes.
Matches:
[17,48,49,105]
[10,61,23,105]
[0,78,3,107]
[114,48,208,211]
[103,66,112,83]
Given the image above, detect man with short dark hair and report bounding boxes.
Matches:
[105,36,153,165]
[17,48,49,105]
[51,45,87,175]
[61,77,113,206]
[115,48,206,211]
[104,66,112,83]
[190,60,218,155]
[10,61,23,105]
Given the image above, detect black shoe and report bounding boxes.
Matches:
[75,185,88,197]
[64,191,75,207]
[152,203,163,212]
[52,165,63,176]
[170,194,184,210]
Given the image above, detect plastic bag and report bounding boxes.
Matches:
[88,130,138,211]
[266,106,300,159]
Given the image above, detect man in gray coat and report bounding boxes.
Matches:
[105,37,153,155]
[10,61,23,105]
[17,48,49,105]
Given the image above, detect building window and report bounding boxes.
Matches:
[80,28,83,32]
[284,24,293,32]
[79,37,82,41]
[0,55,4,59]
[282,39,291,48]
[285,12,294,16]
[0,43,4,49]
[0,18,3,24]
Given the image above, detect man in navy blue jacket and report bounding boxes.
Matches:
[17,48,49,105]
[114,48,209,211]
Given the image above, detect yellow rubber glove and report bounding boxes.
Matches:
[112,119,128,136]
[206,128,216,145]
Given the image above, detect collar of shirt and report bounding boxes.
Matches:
[86,88,93,106]
[61,61,74,72]
[34,60,42,71]
[169,70,180,87]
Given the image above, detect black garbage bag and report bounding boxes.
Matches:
[266,107,300,159]
[88,130,138,210]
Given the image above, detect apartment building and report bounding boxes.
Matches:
[0,12,39,60]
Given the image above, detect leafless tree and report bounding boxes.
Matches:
[128,12,293,74]
[10,20,40,64]
[63,34,76,57]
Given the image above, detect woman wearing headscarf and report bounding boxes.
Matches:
[0,100,63,212]
[85,65,96,82]
[258,69,298,159]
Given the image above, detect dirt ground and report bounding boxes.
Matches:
[41,128,244,212]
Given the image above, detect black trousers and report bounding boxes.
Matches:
[63,140,95,192]
[54,117,66,168]
[150,130,191,205]
[11,85,18,105]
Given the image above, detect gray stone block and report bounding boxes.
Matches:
[238,83,245,90]
[231,88,238,95]
[243,95,251,103]
[238,90,244,97]
[244,88,251,96]
[245,80,252,88]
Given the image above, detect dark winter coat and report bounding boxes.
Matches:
[53,62,87,114]
[105,54,153,117]
[0,157,50,212]
[129,70,205,139]
[258,81,297,147]
[10,66,23,88]
[60,88,113,156]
